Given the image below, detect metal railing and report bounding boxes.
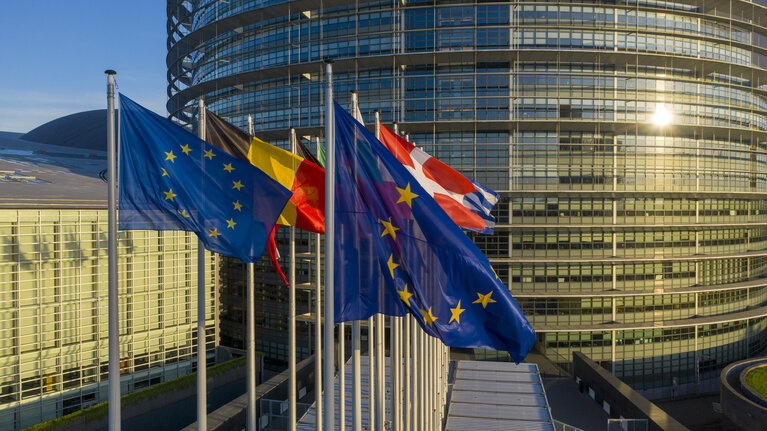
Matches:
[553,419,586,431]
[259,399,312,430]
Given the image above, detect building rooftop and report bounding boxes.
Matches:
[446,361,555,431]
[0,110,108,209]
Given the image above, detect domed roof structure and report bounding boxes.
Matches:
[0,110,109,208]
[21,109,110,151]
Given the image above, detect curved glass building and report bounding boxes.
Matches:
[168,0,767,397]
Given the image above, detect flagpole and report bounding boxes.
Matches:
[395,123,412,431]
[404,141,415,431]
[289,129,297,431]
[374,111,385,431]
[424,334,429,431]
[443,344,448,423]
[432,339,437,427]
[410,317,417,431]
[366,111,376,431]
[105,69,120,431]
[416,328,422,431]
[403,316,410,431]
[391,122,402,431]
[247,262,256,430]
[437,339,443,425]
[323,59,336,431]
[438,342,443,425]
[246,115,257,431]
[339,322,345,431]
[424,331,429,431]
[368,317,375,428]
[419,328,426,431]
[314,137,323,431]
[391,316,400,430]
[349,92,362,431]
[351,319,360,431]
[433,338,438,426]
[429,337,434,429]
[196,99,208,431]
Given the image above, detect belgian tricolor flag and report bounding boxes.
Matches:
[205,111,325,283]
[205,111,325,233]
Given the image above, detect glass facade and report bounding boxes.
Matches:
[168,0,767,396]
[217,238,313,367]
[0,209,216,430]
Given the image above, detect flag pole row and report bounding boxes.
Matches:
[328,315,448,431]
[104,64,458,431]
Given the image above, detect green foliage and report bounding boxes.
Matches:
[746,367,767,399]
[22,355,249,431]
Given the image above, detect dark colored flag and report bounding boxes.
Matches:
[204,110,250,160]
[296,136,323,168]
[333,101,535,361]
[118,95,291,263]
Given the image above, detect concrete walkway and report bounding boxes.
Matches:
[543,376,609,431]
[656,395,722,431]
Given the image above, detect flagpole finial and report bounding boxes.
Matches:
[351,90,357,95]
[323,58,334,64]
[104,69,116,75]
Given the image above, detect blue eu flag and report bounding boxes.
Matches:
[118,95,292,263]
[333,102,535,362]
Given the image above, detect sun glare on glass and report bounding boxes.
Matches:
[652,104,672,126]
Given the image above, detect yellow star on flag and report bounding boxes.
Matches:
[180,144,192,155]
[387,254,399,278]
[204,149,215,160]
[449,300,465,324]
[233,201,242,211]
[161,168,169,177]
[472,291,497,309]
[163,188,177,201]
[420,307,438,326]
[379,217,399,240]
[226,218,237,229]
[491,266,499,279]
[209,228,222,238]
[232,180,244,191]
[164,151,177,163]
[178,209,190,218]
[223,163,234,173]
[396,183,419,208]
[397,285,413,305]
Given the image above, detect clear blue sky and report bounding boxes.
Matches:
[0,1,167,132]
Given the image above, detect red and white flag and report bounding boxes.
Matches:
[378,124,499,233]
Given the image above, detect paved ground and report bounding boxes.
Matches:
[656,394,723,431]
[96,377,245,431]
[543,376,610,431]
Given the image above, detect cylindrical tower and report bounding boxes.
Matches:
[168,0,767,397]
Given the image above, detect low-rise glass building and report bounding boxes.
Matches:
[0,117,216,429]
